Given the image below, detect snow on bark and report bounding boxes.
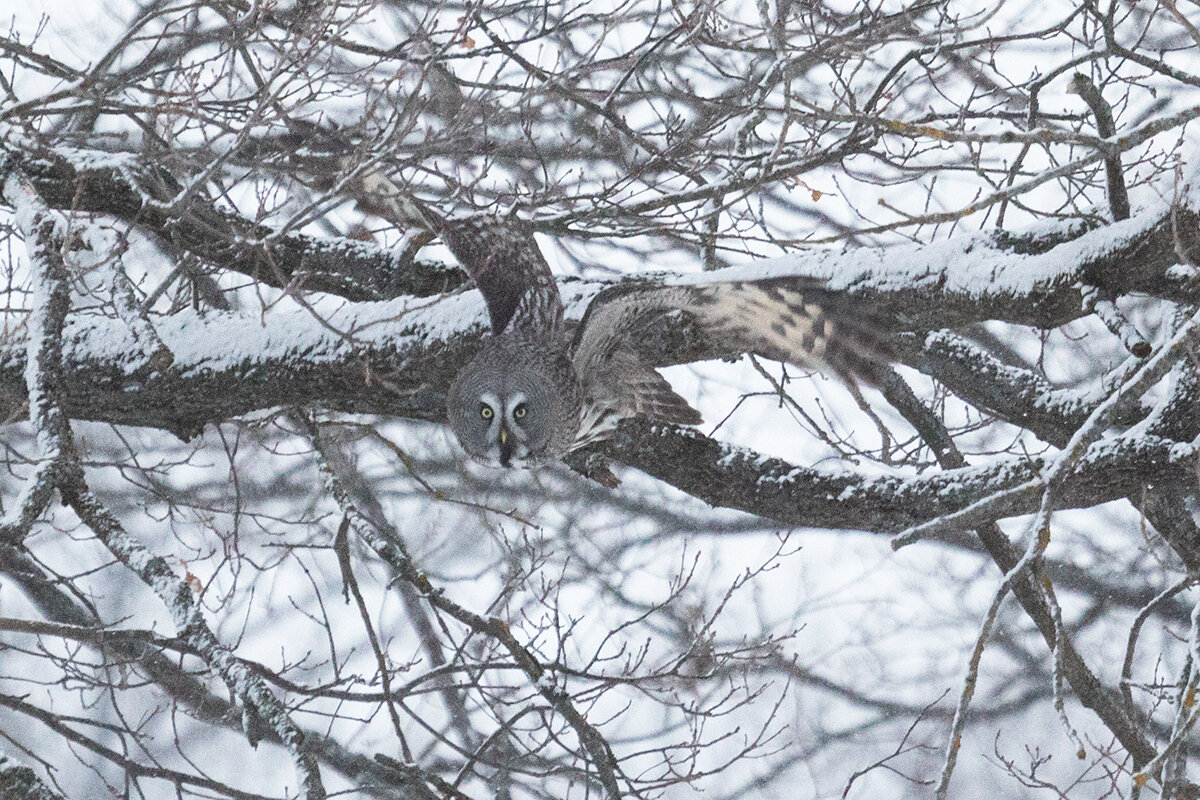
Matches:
[0,172,77,544]
[0,169,327,800]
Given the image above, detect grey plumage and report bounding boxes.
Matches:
[429,214,888,468]
[342,170,886,467]
[447,333,582,467]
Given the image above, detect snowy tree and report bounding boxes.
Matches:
[1,0,1200,798]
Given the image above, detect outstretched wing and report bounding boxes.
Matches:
[434,216,563,338]
[576,277,892,381]
[569,277,893,444]
[346,174,563,337]
[688,278,894,385]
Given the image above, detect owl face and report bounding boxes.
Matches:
[447,339,581,467]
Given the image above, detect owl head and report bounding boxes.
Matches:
[447,336,582,467]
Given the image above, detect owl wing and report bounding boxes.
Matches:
[686,278,894,385]
[434,215,564,338]
[320,169,563,338]
[573,350,703,449]
[570,277,893,445]
[577,277,893,380]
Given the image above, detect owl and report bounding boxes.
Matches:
[432,215,889,468]
[284,148,887,466]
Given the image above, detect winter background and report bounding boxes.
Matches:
[1,0,1199,798]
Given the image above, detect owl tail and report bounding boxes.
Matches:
[691,279,895,387]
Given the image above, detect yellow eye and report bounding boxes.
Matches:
[513,403,527,419]
[480,404,494,420]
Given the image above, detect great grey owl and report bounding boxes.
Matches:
[274,138,886,467]
[424,214,889,469]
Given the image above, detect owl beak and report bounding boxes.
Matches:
[498,425,515,468]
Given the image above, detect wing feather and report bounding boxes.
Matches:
[573,278,893,387]
[573,351,701,449]
[435,216,563,337]
[358,186,563,337]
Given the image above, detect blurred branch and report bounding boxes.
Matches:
[3,177,326,800]
[0,693,277,800]
[0,136,466,301]
[307,416,625,800]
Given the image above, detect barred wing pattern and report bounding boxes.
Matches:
[569,278,891,447]
[435,216,564,339]
[399,205,890,461]
[349,174,563,338]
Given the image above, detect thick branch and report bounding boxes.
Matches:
[2,172,1199,437]
[590,419,1196,535]
[0,138,466,301]
[915,330,1148,447]
[0,172,80,543]
[5,138,1200,327]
